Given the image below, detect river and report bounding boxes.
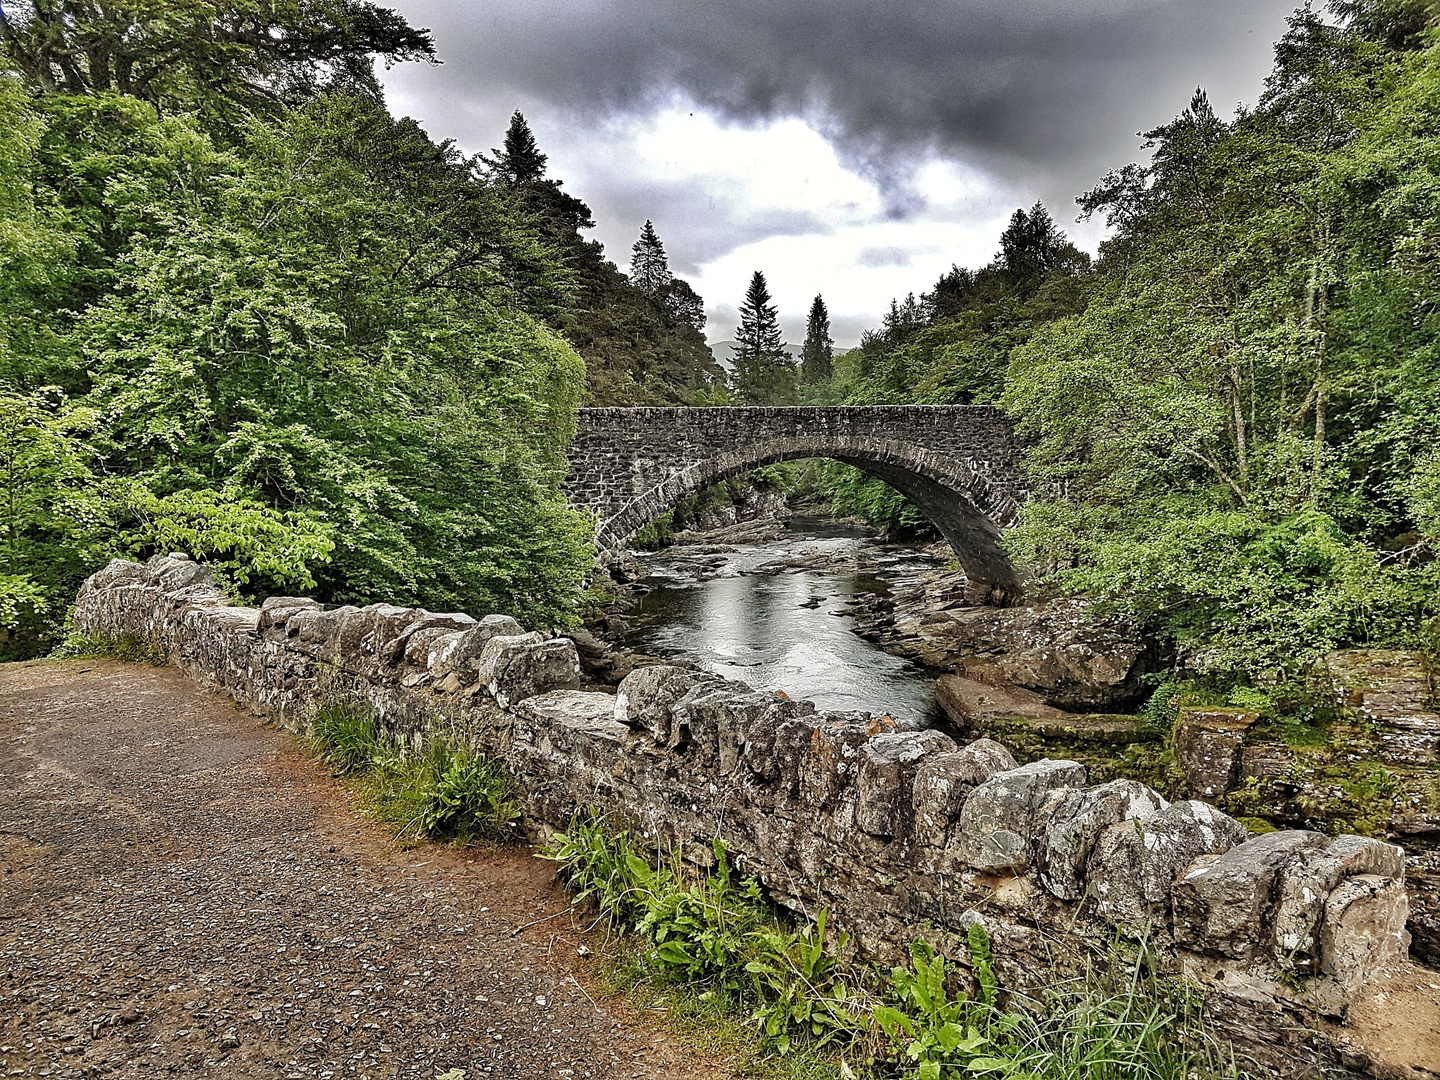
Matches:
[619,518,946,727]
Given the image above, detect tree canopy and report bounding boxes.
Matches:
[0,10,597,656]
[0,0,435,126]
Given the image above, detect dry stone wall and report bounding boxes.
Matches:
[74,554,1418,1077]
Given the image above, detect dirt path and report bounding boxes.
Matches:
[0,659,732,1080]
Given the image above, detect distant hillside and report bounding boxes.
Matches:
[708,339,738,372]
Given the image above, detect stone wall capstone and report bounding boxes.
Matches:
[72,554,1417,1077]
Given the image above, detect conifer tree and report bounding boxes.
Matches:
[801,294,834,383]
[629,220,672,297]
[489,111,548,186]
[732,271,796,405]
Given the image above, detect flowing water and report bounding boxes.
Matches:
[621,518,945,727]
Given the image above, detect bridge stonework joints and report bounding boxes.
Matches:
[567,405,1028,601]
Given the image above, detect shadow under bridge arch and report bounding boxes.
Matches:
[592,435,1024,604]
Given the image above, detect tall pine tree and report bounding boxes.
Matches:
[801,294,834,383]
[732,271,796,405]
[629,220,672,297]
[488,111,548,186]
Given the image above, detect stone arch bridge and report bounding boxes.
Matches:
[567,406,1028,602]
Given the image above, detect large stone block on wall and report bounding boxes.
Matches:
[323,603,423,675]
[1039,779,1168,902]
[797,716,875,813]
[257,596,321,633]
[614,665,715,743]
[853,730,958,838]
[1272,835,1406,970]
[285,605,359,654]
[479,635,582,708]
[669,687,814,771]
[88,558,147,591]
[955,759,1087,873]
[428,615,526,686]
[1172,830,1328,960]
[386,612,477,666]
[145,553,215,591]
[1320,875,1411,993]
[910,738,1016,848]
[1088,800,1247,927]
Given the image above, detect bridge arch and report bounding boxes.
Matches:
[598,436,1020,600]
[567,407,1029,604]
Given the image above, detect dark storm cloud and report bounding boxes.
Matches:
[388,0,1298,212]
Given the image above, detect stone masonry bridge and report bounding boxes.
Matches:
[567,406,1028,602]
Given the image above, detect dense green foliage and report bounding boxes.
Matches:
[0,6,630,654]
[545,815,1241,1080]
[0,84,592,649]
[819,0,1440,680]
[0,0,435,124]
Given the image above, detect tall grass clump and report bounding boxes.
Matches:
[50,630,168,665]
[307,703,520,843]
[543,816,861,1058]
[544,813,1246,1080]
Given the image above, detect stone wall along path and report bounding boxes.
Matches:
[68,553,1439,1078]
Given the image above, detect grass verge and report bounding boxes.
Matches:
[50,630,168,665]
[544,813,1246,1080]
[307,702,520,844]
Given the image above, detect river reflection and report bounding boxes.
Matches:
[622,519,944,727]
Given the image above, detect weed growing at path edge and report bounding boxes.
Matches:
[307,703,520,843]
[543,814,1246,1080]
[50,630,168,665]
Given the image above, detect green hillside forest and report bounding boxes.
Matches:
[812,0,1440,681]
[3,0,1439,690]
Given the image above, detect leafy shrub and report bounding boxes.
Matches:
[542,815,862,1054]
[874,931,1238,1080]
[416,741,521,840]
[545,815,1245,1080]
[307,704,518,842]
[746,910,860,1055]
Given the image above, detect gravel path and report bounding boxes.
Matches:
[0,659,730,1080]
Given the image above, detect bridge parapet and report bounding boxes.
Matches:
[67,553,1421,1077]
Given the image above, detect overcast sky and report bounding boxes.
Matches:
[379,0,1299,348]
